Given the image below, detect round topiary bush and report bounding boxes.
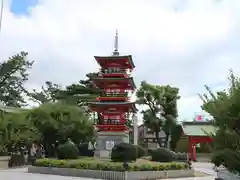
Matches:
[135,145,147,158]
[111,143,137,162]
[57,141,79,159]
[78,143,94,157]
[151,147,174,162]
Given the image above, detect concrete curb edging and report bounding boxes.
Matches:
[217,168,240,180]
[28,166,195,180]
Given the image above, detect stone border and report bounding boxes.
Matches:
[216,168,240,180]
[28,166,195,180]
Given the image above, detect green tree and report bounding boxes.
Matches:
[27,81,61,104]
[200,70,240,174]
[59,72,100,107]
[0,52,33,107]
[136,81,181,148]
[0,110,40,153]
[26,103,94,157]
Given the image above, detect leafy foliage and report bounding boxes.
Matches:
[26,103,94,157]
[0,52,34,107]
[200,70,240,174]
[58,72,101,107]
[0,111,39,153]
[136,81,181,148]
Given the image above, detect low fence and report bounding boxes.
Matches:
[28,166,195,180]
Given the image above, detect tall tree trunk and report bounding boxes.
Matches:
[164,133,169,148]
[155,130,162,148]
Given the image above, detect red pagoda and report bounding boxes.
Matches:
[88,31,137,157]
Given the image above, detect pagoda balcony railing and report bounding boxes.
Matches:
[100,68,129,75]
[97,119,127,125]
[101,92,128,97]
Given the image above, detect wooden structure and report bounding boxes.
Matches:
[181,121,215,161]
[88,31,137,132]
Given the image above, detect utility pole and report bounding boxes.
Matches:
[0,0,4,33]
[133,115,138,146]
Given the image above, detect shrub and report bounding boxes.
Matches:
[135,145,147,158]
[57,141,79,159]
[35,158,188,171]
[175,152,187,161]
[111,143,137,162]
[78,143,94,157]
[151,148,174,162]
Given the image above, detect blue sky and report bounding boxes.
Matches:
[10,0,38,15]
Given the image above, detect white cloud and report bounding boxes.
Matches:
[0,0,240,120]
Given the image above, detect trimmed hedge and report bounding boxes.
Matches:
[111,143,137,162]
[135,145,147,158]
[173,152,188,161]
[35,158,188,171]
[78,143,94,157]
[151,148,188,162]
[57,141,79,159]
[151,148,174,162]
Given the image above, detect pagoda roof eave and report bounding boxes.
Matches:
[94,55,135,69]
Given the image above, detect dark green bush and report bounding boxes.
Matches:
[57,141,79,159]
[35,158,188,171]
[78,143,94,157]
[148,149,154,155]
[151,148,174,162]
[111,143,137,162]
[135,145,147,158]
[174,152,187,161]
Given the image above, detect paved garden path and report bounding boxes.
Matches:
[162,162,216,180]
[0,162,216,180]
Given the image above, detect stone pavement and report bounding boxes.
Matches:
[0,162,216,180]
[0,168,101,180]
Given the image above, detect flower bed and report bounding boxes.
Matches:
[29,158,195,180]
[34,158,188,171]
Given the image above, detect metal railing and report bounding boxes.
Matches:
[101,92,128,97]
[100,68,126,73]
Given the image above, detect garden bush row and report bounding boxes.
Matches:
[151,148,187,162]
[57,141,147,161]
[56,141,95,159]
[56,141,187,163]
[111,143,147,162]
[111,143,187,163]
[35,158,188,171]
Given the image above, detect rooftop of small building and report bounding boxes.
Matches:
[181,120,215,136]
[138,120,215,136]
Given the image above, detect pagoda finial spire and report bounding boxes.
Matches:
[113,30,119,56]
